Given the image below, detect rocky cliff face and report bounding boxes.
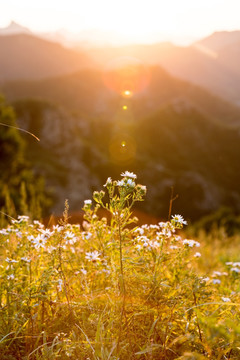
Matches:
[13,98,240,222]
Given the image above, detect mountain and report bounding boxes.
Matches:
[0,33,94,81]
[10,96,240,222]
[0,21,31,36]
[3,66,240,126]
[194,30,240,52]
[85,41,240,106]
[3,66,240,221]
[1,29,240,105]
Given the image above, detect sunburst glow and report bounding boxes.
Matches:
[2,0,240,45]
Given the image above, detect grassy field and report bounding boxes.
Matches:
[0,172,240,359]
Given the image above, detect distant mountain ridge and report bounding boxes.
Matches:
[0,21,31,36]
[0,33,94,81]
[1,27,240,104]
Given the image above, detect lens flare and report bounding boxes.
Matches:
[122,105,128,110]
[103,56,150,96]
[109,133,136,164]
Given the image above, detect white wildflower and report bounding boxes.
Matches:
[127,178,135,187]
[53,225,64,232]
[33,220,44,228]
[233,262,240,267]
[116,180,124,187]
[212,279,221,284]
[21,257,31,263]
[149,224,159,230]
[0,229,8,235]
[17,215,29,222]
[121,171,137,179]
[194,252,201,258]
[64,231,77,245]
[231,267,240,273]
[170,245,179,250]
[149,240,160,249]
[57,278,63,292]
[84,200,92,206]
[171,214,187,225]
[212,271,228,277]
[39,228,53,238]
[7,274,15,280]
[182,239,200,248]
[80,268,87,275]
[222,297,231,302]
[5,258,18,264]
[134,227,144,236]
[83,232,92,240]
[31,234,47,249]
[104,177,112,187]
[85,250,101,262]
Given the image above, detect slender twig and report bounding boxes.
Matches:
[0,122,40,141]
[168,186,178,221]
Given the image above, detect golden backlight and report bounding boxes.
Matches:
[2,0,240,46]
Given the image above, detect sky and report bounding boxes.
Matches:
[1,0,240,45]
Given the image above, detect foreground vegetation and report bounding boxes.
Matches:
[1,172,240,359]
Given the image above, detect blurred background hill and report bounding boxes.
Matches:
[1,22,240,223]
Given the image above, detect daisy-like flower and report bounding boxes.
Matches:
[194,252,201,258]
[121,171,137,179]
[182,239,200,248]
[116,180,124,187]
[85,250,101,262]
[170,245,179,250]
[53,225,64,233]
[126,179,135,187]
[84,200,92,206]
[83,232,92,240]
[64,231,77,245]
[33,220,44,228]
[7,274,15,280]
[31,234,47,249]
[212,279,221,284]
[134,227,144,236]
[222,297,231,302]
[0,229,8,235]
[5,258,18,264]
[80,268,87,275]
[21,257,31,263]
[230,267,240,273]
[17,215,29,222]
[171,215,187,225]
[39,228,53,238]
[103,177,112,187]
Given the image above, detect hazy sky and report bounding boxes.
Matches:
[1,0,240,44]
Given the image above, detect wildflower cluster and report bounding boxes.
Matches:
[0,174,240,359]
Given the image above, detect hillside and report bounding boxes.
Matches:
[3,66,240,126]
[0,34,93,81]
[194,30,240,52]
[84,39,240,106]
[1,31,240,105]
[2,50,240,220]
